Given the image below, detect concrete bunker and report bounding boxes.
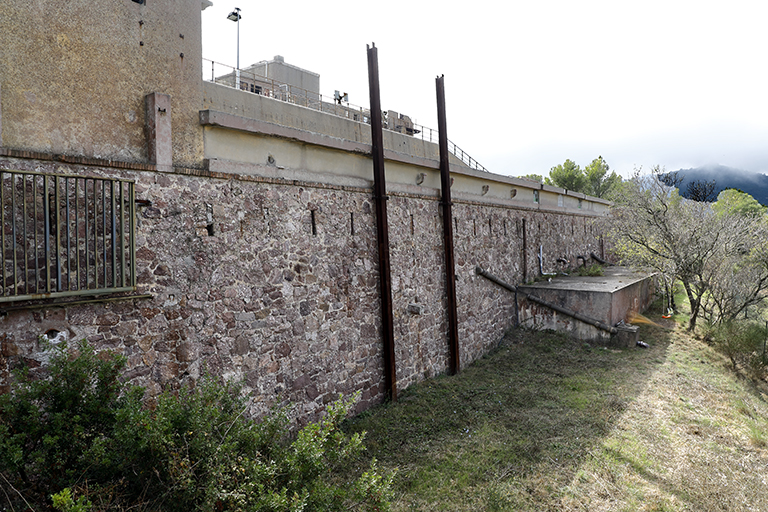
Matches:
[478,266,655,347]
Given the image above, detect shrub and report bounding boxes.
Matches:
[0,340,393,511]
[705,321,768,379]
[0,339,128,494]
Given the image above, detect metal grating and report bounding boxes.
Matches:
[1,170,136,303]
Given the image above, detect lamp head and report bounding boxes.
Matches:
[227,8,241,21]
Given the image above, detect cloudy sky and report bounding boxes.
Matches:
[201,1,768,179]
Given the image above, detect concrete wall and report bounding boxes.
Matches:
[517,268,656,342]
[0,0,205,167]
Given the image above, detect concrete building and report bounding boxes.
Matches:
[0,0,618,421]
[215,55,321,104]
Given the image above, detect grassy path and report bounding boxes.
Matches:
[345,316,768,511]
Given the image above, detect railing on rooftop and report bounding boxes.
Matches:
[203,59,488,173]
[1,170,137,303]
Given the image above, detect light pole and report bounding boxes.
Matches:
[227,7,241,87]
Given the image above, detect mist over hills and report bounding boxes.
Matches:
[664,165,768,204]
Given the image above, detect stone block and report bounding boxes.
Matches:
[613,325,639,348]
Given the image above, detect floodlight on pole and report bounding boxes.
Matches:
[227,7,241,86]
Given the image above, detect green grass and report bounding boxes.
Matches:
[344,306,768,511]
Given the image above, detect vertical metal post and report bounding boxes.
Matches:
[54,176,61,291]
[33,175,38,293]
[120,181,126,288]
[367,43,397,402]
[111,180,117,288]
[522,218,528,283]
[43,175,51,293]
[1,173,5,296]
[65,177,70,290]
[130,182,136,287]
[75,178,80,290]
[85,179,90,289]
[11,174,17,294]
[436,75,460,375]
[22,175,28,294]
[102,180,107,287]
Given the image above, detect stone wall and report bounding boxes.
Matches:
[0,152,604,424]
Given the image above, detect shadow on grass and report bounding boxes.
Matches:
[344,322,674,511]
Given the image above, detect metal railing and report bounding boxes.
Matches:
[1,170,137,303]
[203,59,488,173]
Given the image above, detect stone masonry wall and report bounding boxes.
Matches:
[0,155,605,423]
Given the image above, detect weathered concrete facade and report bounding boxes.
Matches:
[0,1,611,422]
[0,0,205,166]
[518,267,656,342]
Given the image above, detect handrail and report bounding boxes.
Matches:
[202,58,488,173]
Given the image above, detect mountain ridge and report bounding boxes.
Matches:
[664,165,768,204]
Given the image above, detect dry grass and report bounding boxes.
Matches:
[345,308,768,511]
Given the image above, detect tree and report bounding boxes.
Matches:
[712,188,767,218]
[521,173,544,183]
[548,159,585,191]
[660,172,718,202]
[685,179,718,202]
[583,156,622,198]
[702,190,768,322]
[545,157,622,198]
[608,166,768,331]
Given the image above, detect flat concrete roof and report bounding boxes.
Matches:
[519,267,654,293]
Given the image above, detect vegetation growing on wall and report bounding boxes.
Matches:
[0,340,393,511]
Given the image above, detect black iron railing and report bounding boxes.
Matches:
[1,170,136,302]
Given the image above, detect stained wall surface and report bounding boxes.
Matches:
[0,0,205,167]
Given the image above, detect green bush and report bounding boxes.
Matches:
[704,321,768,379]
[0,339,128,494]
[0,340,393,511]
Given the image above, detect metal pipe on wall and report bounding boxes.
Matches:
[436,75,460,375]
[367,43,397,401]
[475,266,618,335]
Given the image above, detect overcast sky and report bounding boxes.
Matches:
[201,1,768,179]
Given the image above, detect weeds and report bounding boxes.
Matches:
[344,320,768,511]
[574,263,605,277]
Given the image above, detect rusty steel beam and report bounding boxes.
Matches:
[367,43,397,402]
[436,75,460,375]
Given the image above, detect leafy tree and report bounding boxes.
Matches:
[608,166,768,331]
[713,188,767,218]
[544,157,622,198]
[547,159,585,191]
[521,173,544,183]
[583,156,622,198]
